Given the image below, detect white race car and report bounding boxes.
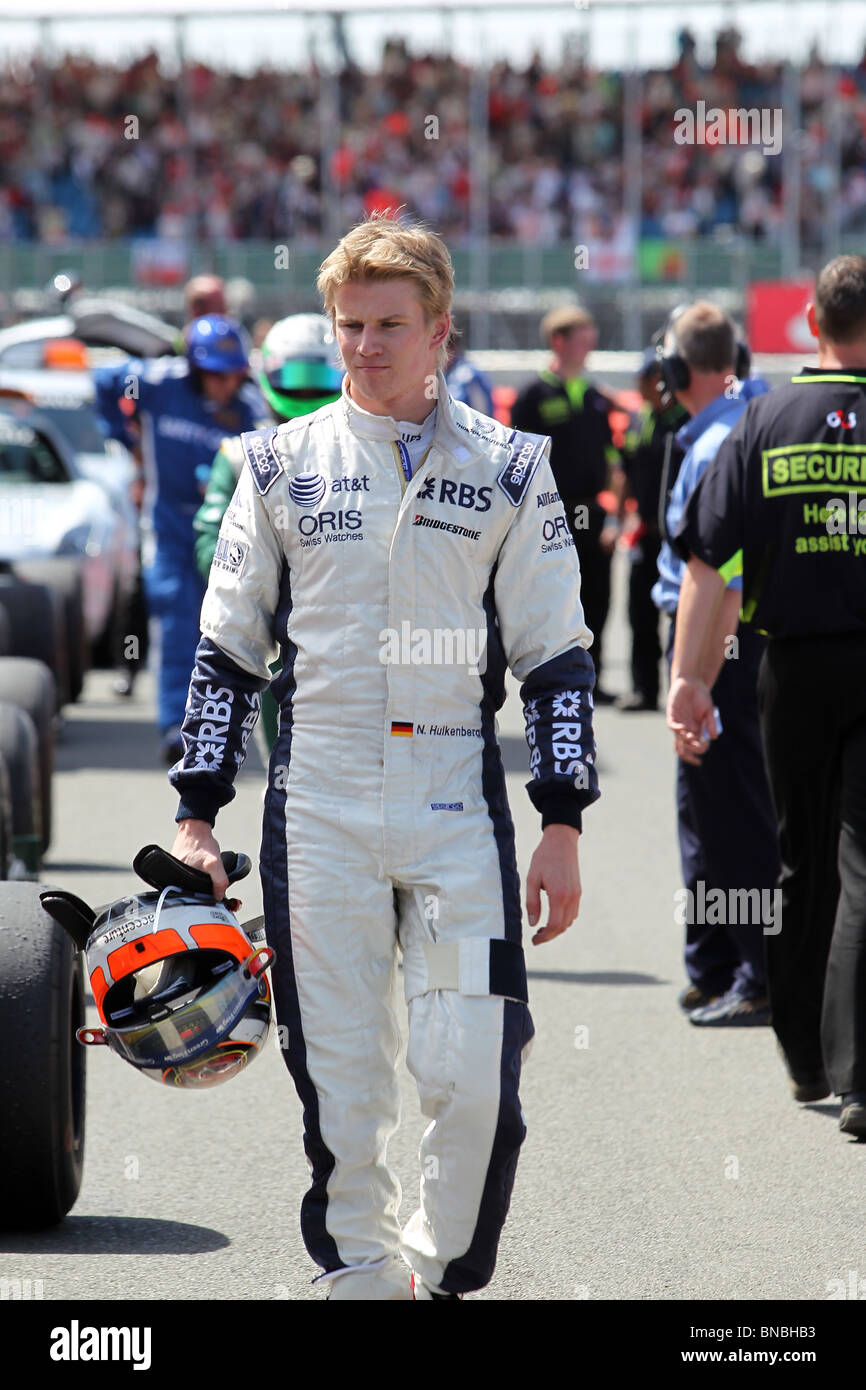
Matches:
[0,397,138,671]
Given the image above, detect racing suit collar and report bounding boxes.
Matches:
[341,370,485,467]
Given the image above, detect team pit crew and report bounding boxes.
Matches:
[613,348,688,711]
[510,305,622,702]
[193,314,344,752]
[94,316,265,764]
[668,254,866,1136]
[167,216,600,1300]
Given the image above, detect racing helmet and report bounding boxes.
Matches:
[41,847,275,1089]
[256,313,343,419]
[187,314,251,373]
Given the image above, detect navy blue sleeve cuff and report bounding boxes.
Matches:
[175,794,218,827]
[536,795,584,833]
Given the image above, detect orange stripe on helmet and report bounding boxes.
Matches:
[189,921,250,964]
[90,966,109,1013]
[106,928,187,983]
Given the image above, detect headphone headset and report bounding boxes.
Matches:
[653,304,750,395]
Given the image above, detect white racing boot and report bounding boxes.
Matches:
[410,1273,463,1301]
[323,1256,413,1301]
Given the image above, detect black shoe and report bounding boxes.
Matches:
[777,1045,831,1102]
[840,1092,866,1137]
[688,988,771,1027]
[616,693,658,712]
[790,1071,831,1103]
[593,687,618,706]
[161,727,185,767]
[678,984,716,1013]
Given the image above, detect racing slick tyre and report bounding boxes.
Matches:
[0,659,56,854]
[0,754,13,880]
[0,702,42,877]
[0,574,70,709]
[13,558,87,703]
[0,882,86,1227]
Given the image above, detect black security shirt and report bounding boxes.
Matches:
[675,367,866,638]
[622,400,688,527]
[510,370,618,499]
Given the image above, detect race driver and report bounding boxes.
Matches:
[167,215,600,1300]
[667,254,866,1137]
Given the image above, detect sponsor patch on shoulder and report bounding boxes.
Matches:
[241,427,282,495]
[212,535,248,576]
[497,430,548,506]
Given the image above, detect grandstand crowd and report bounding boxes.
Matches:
[2,28,866,248]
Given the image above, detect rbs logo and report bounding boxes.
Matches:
[417,476,492,512]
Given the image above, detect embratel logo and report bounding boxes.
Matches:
[289,472,327,508]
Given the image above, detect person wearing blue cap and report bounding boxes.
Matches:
[94,314,266,762]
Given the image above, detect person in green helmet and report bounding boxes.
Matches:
[193,314,344,748]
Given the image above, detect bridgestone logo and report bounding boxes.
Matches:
[413,513,480,540]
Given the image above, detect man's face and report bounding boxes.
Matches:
[200,369,246,407]
[552,323,596,374]
[334,278,449,416]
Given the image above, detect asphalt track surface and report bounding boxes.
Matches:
[2,555,865,1308]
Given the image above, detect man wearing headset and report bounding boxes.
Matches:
[652,301,779,1026]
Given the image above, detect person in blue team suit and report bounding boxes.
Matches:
[94,315,266,762]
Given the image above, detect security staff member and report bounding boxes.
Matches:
[511,306,620,702]
[615,349,688,710]
[655,302,779,1026]
[669,254,866,1137]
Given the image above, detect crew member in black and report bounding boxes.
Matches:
[669,254,866,1138]
[511,306,621,703]
[615,349,688,710]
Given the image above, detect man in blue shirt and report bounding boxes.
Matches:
[653,302,779,1026]
[95,315,265,763]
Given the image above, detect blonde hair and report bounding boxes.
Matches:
[317,213,454,370]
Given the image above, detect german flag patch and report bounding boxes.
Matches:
[390,721,413,738]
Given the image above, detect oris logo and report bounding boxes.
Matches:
[289,473,327,508]
[299,509,363,535]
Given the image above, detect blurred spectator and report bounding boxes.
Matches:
[0,36,863,248]
[184,274,227,322]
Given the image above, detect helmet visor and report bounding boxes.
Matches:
[265,359,343,394]
[104,960,264,1071]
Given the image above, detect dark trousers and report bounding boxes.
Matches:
[757,634,866,1092]
[628,529,663,705]
[564,498,611,685]
[667,618,779,996]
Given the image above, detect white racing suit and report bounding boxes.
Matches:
[170,372,600,1296]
